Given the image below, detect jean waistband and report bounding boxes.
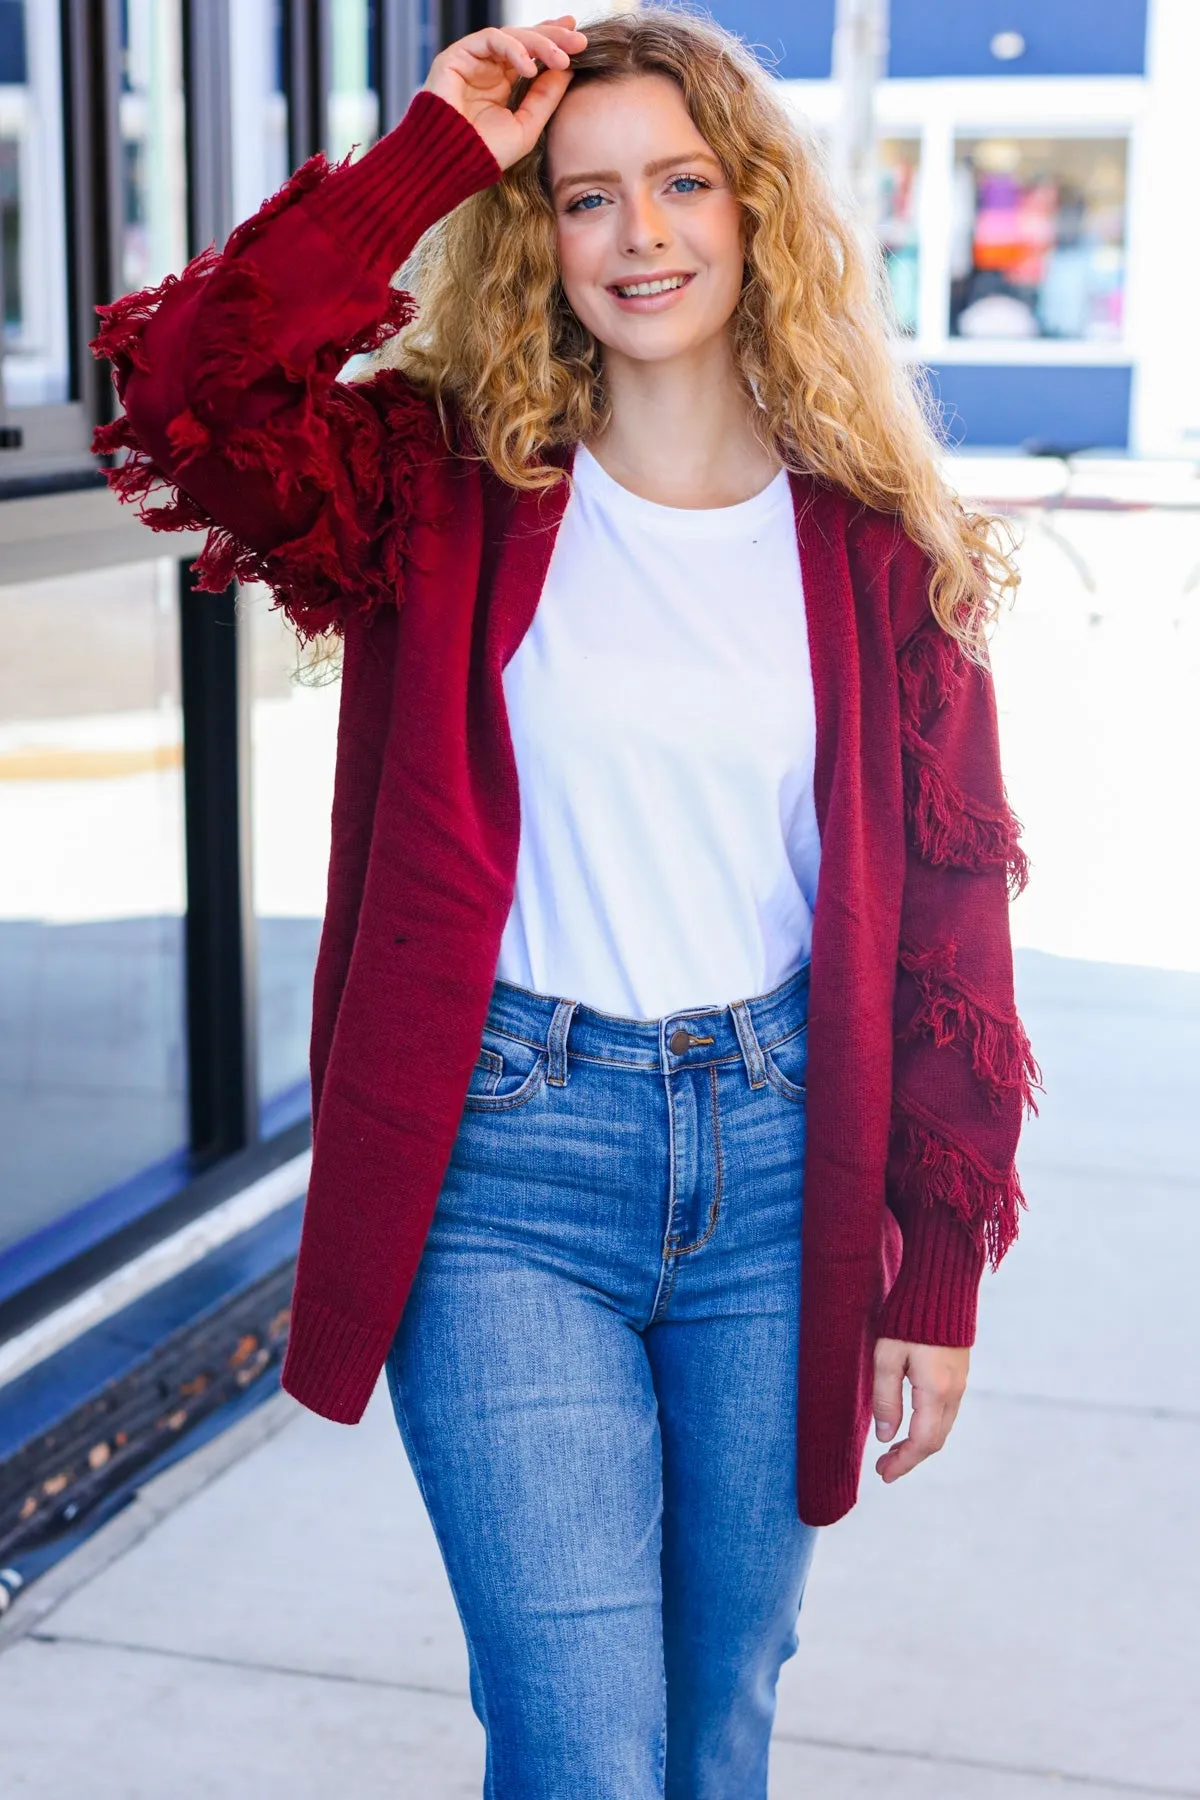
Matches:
[483,964,810,1078]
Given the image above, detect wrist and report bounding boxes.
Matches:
[304,89,501,273]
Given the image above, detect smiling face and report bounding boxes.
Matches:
[544,73,746,366]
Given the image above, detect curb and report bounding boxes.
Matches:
[0,1389,299,1652]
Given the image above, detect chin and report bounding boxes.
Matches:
[587,314,718,364]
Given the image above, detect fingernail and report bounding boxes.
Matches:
[876,1422,895,1442]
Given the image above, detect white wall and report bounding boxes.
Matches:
[501,1,633,28]
[1128,0,1200,455]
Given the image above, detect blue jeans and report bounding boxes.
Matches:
[385,966,818,1800]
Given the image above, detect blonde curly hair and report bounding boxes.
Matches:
[367,5,1017,653]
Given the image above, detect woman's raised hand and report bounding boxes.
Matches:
[423,16,587,172]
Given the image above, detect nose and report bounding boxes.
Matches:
[622,188,669,258]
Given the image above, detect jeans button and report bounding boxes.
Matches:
[669,1028,692,1055]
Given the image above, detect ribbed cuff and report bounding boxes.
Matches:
[280,1295,397,1424]
[305,88,503,275]
[875,1194,987,1346]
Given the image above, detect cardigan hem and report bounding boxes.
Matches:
[279,1299,396,1423]
[796,1443,867,1528]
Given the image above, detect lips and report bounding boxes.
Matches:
[611,271,694,297]
[606,271,697,306]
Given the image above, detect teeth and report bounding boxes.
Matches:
[614,276,688,297]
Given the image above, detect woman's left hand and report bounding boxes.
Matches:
[872,1339,970,1483]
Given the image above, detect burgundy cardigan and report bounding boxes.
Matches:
[92,91,1037,1527]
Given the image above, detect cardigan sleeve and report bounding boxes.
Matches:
[89,90,500,639]
[876,611,1040,1346]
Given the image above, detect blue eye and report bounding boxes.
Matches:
[670,175,710,194]
[566,192,607,213]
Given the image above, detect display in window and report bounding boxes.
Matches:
[0,0,71,407]
[878,138,920,336]
[0,559,187,1264]
[243,585,337,1137]
[327,0,382,165]
[230,0,290,227]
[119,0,188,295]
[951,137,1126,342]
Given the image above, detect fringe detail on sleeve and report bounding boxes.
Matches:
[901,724,1030,898]
[897,616,968,721]
[899,941,1042,1116]
[90,153,438,641]
[895,618,1029,898]
[891,1101,1026,1268]
[90,152,336,383]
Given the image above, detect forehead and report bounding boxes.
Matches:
[544,72,709,174]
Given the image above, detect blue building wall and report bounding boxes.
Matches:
[889,0,1147,79]
[926,364,1133,451]
[666,0,835,77]
[696,0,1147,79]
[0,0,26,84]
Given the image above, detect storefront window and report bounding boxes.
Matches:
[951,137,1127,343]
[230,0,290,228]
[119,0,188,294]
[0,0,70,407]
[327,0,381,165]
[244,585,337,1135]
[0,558,187,1266]
[879,138,920,336]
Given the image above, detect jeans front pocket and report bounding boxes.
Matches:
[762,1023,808,1102]
[463,1027,547,1112]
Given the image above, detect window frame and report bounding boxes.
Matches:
[0,0,461,1336]
[780,72,1144,366]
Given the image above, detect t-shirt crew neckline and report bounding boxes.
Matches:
[572,441,792,534]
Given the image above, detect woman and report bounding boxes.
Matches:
[92,10,1037,1795]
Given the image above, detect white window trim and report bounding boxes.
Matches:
[782,75,1145,364]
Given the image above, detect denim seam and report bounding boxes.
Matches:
[670,1061,725,1257]
[385,1351,493,1750]
[730,998,768,1088]
[762,1052,808,1104]
[649,1065,680,1322]
[470,1047,504,1097]
[546,997,578,1087]
[482,1027,804,1068]
[461,1055,547,1112]
[481,1027,549,1053]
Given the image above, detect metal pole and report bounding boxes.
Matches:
[0,188,17,447]
[830,0,889,230]
[179,559,260,1164]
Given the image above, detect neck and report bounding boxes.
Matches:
[586,331,780,509]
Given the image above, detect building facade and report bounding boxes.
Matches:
[0,0,465,1353]
[699,0,1200,455]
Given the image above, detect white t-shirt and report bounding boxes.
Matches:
[495,443,821,1020]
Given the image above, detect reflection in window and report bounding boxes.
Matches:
[951,137,1127,343]
[879,138,920,336]
[230,0,290,228]
[327,0,381,165]
[243,586,337,1136]
[0,0,70,406]
[120,0,188,293]
[0,559,187,1259]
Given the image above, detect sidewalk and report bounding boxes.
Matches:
[1,950,1197,1799]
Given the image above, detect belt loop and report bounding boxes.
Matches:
[546,998,578,1087]
[730,999,768,1089]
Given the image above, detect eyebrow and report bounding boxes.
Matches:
[551,151,722,197]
